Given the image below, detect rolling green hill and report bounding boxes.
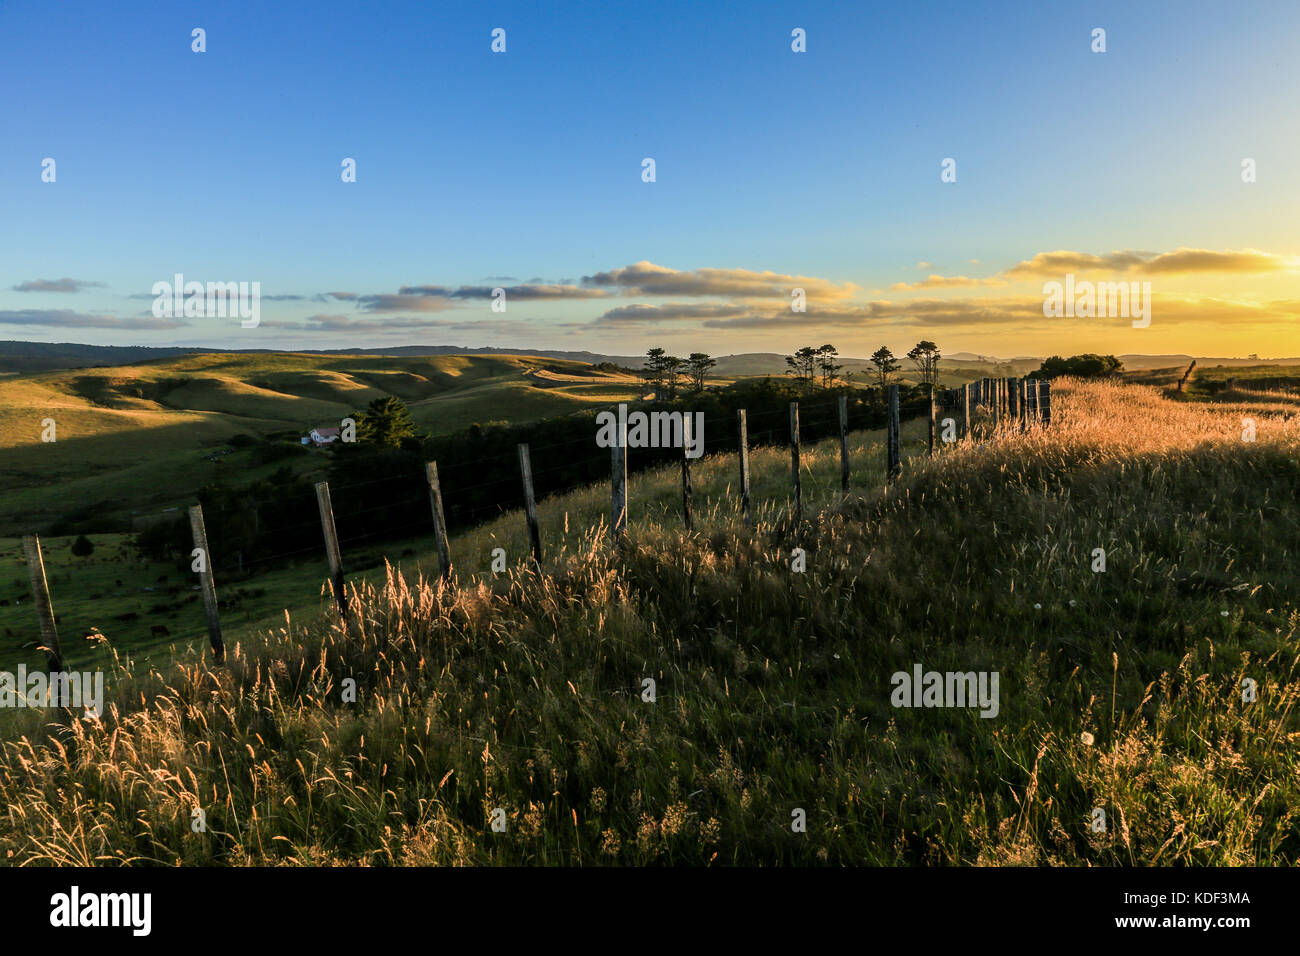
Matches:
[0,352,643,536]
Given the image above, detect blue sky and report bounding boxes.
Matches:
[1,0,1297,357]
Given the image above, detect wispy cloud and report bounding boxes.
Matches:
[0,309,185,329]
[1003,247,1292,279]
[581,261,856,300]
[594,302,755,324]
[12,278,105,293]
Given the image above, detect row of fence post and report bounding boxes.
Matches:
[19,380,1035,669]
[947,377,1053,439]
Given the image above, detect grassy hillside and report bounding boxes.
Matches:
[0,352,642,535]
[1,380,1297,865]
[0,402,930,672]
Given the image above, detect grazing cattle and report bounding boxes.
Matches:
[150,624,170,637]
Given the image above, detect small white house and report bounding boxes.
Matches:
[307,426,341,446]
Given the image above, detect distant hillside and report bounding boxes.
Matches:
[4,340,1297,379]
[0,341,645,374]
[0,351,643,536]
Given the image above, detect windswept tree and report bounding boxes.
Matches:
[870,346,900,389]
[815,344,842,387]
[785,346,819,382]
[686,352,717,392]
[906,340,942,387]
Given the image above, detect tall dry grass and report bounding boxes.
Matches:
[1,378,1297,865]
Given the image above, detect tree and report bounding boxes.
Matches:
[686,353,717,392]
[71,534,94,558]
[662,355,685,398]
[1036,354,1123,379]
[785,346,818,381]
[643,348,685,398]
[355,396,419,447]
[906,340,942,387]
[815,344,843,387]
[870,346,900,389]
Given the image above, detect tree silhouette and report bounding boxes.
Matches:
[906,340,942,387]
[870,346,900,389]
[686,353,717,392]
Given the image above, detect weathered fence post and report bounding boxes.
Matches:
[928,385,936,456]
[839,394,851,490]
[1008,378,1019,430]
[425,462,452,581]
[188,505,225,664]
[992,379,1001,429]
[21,534,63,672]
[737,409,752,525]
[1028,379,1039,425]
[681,414,694,531]
[314,482,347,620]
[789,402,802,521]
[1040,380,1052,427]
[518,444,544,561]
[610,424,628,540]
[887,384,901,480]
[962,383,972,441]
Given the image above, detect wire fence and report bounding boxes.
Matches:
[3,377,1052,669]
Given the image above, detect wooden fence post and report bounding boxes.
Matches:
[839,394,851,489]
[1028,379,1039,425]
[789,402,802,521]
[188,505,225,664]
[1040,380,1052,427]
[887,384,901,480]
[962,383,972,441]
[1007,378,1019,430]
[928,385,936,456]
[518,444,544,561]
[314,482,347,620]
[737,409,751,526]
[425,462,452,581]
[610,425,628,540]
[681,414,694,531]
[991,379,1001,429]
[21,534,63,672]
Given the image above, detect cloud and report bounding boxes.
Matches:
[582,261,856,300]
[261,313,561,336]
[355,294,464,313]
[351,283,609,311]
[692,294,1300,333]
[0,309,185,329]
[12,278,105,293]
[400,283,609,301]
[1003,247,1291,280]
[594,302,754,324]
